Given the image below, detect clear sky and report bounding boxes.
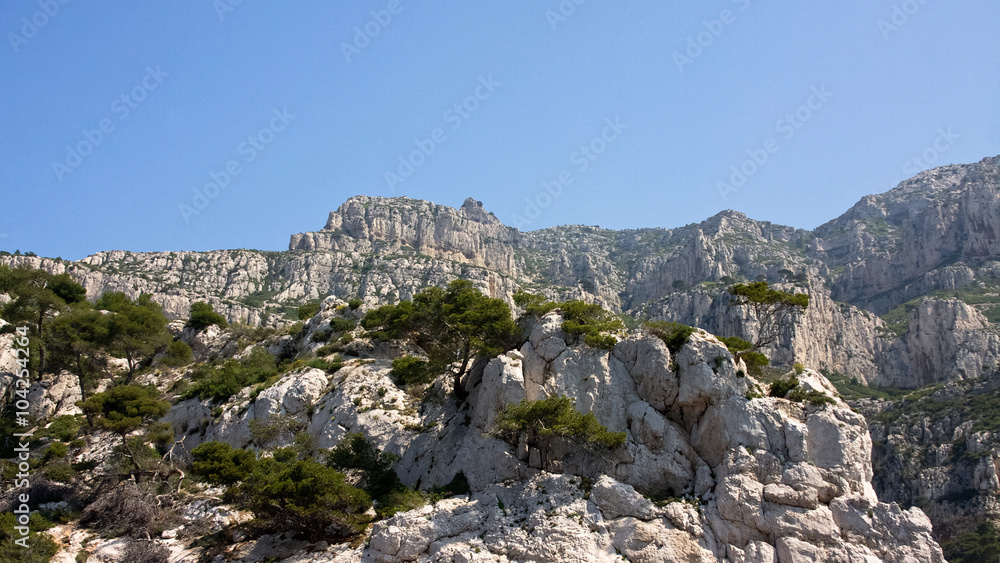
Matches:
[2,2,998,260]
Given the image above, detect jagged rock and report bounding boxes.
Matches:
[20,308,953,562]
[27,370,82,419]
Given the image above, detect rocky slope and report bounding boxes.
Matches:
[14,301,947,562]
[853,376,1000,550]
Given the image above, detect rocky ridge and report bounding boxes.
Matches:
[17,300,947,561]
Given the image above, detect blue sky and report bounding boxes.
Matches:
[2,1,998,260]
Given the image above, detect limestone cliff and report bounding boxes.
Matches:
[26,306,943,562]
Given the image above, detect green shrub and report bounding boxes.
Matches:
[560,301,624,341]
[391,356,433,386]
[513,291,558,316]
[298,301,322,321]
[329,317,357,333]
[234,447,371,540]
[311,328,334,343]
[183,347,278,402]
[316,344,339,356]
[769,376,799,398]
[0,512,58,562]
[363,281,520,382]
[42,462,75,483]
[162,339,193,367]
[719,336,751,353]
[347,298,363,310]
[743,352,769,370]
[191,441,257,485]
[307,355,343,374]
[40,415,82,442]
[327,433,401,500]
[490,396,626,449]
[584,333,618,350]
[793,362,805,375]
[187,301,227,330]
[376,486,427,518]
[42,442,68,463]
[645,321,695,354]
[514,292,626,350]
[787,388,836,407]
[942,521,1000,563]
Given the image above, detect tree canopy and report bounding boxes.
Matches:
[361,280,520,389]
[187,301,228,330]
[0,266,87,374]
[78,384,170,470]
[96,292,171,384]
[727,281,809,358]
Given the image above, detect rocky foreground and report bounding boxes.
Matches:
[13,297,946,562]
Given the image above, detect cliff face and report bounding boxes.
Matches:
[816,156,1000,311]
[854,377,1000,548]
[70,306,943,561]
[4,157,1000,390]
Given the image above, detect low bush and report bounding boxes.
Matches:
[769,376,799,399]
[182,347,278,402]
[240,448,371,539]
[490,396,626,449]
[298,301,322,321]
[162,339,193,367]
[191,441,257,485]
[327,433,401,500]
[515,292,624,350]
[391,356,433,386]
[248,415,304,449]
[307,354,343,374]
[329,317,358,333]
[559,301,625,350]
[38,415,81,442]
[0,512,57,562]
[187,302,227,330]
[311,328,334,343]
[645,321,695,354]
[787,388,836,407]
[192,442,372,540]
